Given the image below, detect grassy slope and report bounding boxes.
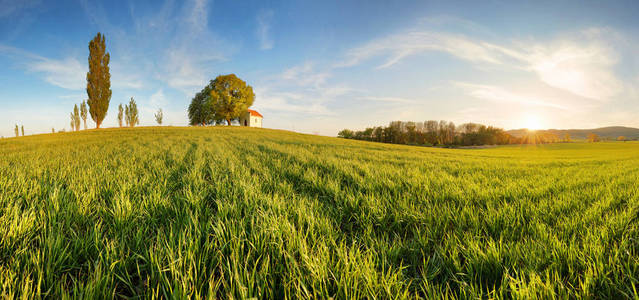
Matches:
[0,127,638,298]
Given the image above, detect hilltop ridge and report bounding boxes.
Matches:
[507,126,639,140]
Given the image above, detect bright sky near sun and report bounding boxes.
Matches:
[1,0,639,137]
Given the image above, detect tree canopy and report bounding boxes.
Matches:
[339,120,519,147]
[210,74,255,125]
[188,74,255,126]
[188,80,216,126]
[86,33,111,128]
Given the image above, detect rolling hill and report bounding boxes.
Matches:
[507,126,639,140]
[1,127,638,298]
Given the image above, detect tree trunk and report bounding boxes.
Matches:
[227,119,231,126]
[96,121,101,129]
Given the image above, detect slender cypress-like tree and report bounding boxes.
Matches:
[21,125,24,136]
[80,100,88,129]
[86,33,111,128]
[124,105,130,127]
[125,97,139,127]
[118,104,124,127]
[73,104,81,131]
[14,125,18,137]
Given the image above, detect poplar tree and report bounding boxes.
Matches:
[21,125,24,136]
[14,125,18,137]
[118,104,124,127]
[86,33,111,128]
[73,104,81,131]
[125,97,139,127]
[155,108,163,125]
[80,100,88,129]
[125,105,130,127]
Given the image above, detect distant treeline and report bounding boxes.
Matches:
[338,121,564,146]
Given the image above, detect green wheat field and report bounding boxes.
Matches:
[1,127,638,298]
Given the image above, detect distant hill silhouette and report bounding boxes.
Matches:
[507,126,639,140]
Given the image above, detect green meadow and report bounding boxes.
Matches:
[0,127,638,298]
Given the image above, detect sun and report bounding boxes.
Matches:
[523,115,544,130]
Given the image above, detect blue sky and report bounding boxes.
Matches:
[1,0,639,137]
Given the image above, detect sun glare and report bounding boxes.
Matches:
[523,115,544,130]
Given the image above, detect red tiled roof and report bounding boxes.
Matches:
[248,109,263,118]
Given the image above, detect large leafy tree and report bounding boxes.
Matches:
[86,33,111,128]
[210,74,255,125]
[188,80,216,126]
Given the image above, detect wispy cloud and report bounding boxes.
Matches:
[0,0,40,18]
[281,62,330,88]
[358,96,419,104]
[28,57,86,90]
[158,0,229,92]
[149,89,168,108]
[523,35,623,100]
[81,0,232,93]
[336,24,628,102]
[256,9,274,50]
[336,31,509,69]
[0,0,41,41]
[252,17,639,135]
[454,82,569,110]
[323,86,360,97]
[0,44,86,90]
[187,0,208,31]
[252,60,359,121]
[110,62,144,90]
[0,44,145,91]
[254,88,333,115]
[418,15,495,37]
